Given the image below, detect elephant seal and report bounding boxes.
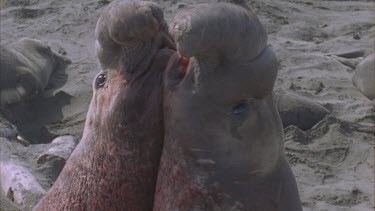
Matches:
[34,1,174,210]
[0,38,70,106]
[352,53,374,100]
[154,3,302,211]
[274,91,330,130]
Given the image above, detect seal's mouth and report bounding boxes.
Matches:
[164,52,189,90]
[158,27,176,51]
[153,26,191,90]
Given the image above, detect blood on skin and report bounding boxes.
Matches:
[165,54,190,89]
[180,56,190,67]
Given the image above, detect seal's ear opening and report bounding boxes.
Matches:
[165,52,189,90]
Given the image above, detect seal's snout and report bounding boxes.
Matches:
[95,0,176,77]
[170,3,267,61]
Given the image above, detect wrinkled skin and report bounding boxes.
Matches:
[154,3,302,211]
[34,1,301,211]
[34,1,174,210]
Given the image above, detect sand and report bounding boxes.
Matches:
[0,0,374,210]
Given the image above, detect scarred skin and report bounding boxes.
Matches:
[34,1,301,211]
[154,3,302,211]
[33,1,174,210]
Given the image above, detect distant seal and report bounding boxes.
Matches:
[0,38,70,106]
[33,0,174,210]
[274,91,330,130]
[352,53,374,100]
[154,3,302,211]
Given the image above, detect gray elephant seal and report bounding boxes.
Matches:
[0,38,70,106]
[154,3,302,211]
[352,53,374,100]
[34,0,174,210]
[274,91,330,130]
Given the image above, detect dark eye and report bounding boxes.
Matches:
[232,102,248,115]
[96,74,106,88]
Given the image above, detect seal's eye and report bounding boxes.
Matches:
[96,74,107,88]
[232,102,248,115]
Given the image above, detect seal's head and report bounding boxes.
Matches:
[163,2,282,180]
[0,38,71,106]
[34,1,174,210]
[154,3,299,210]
